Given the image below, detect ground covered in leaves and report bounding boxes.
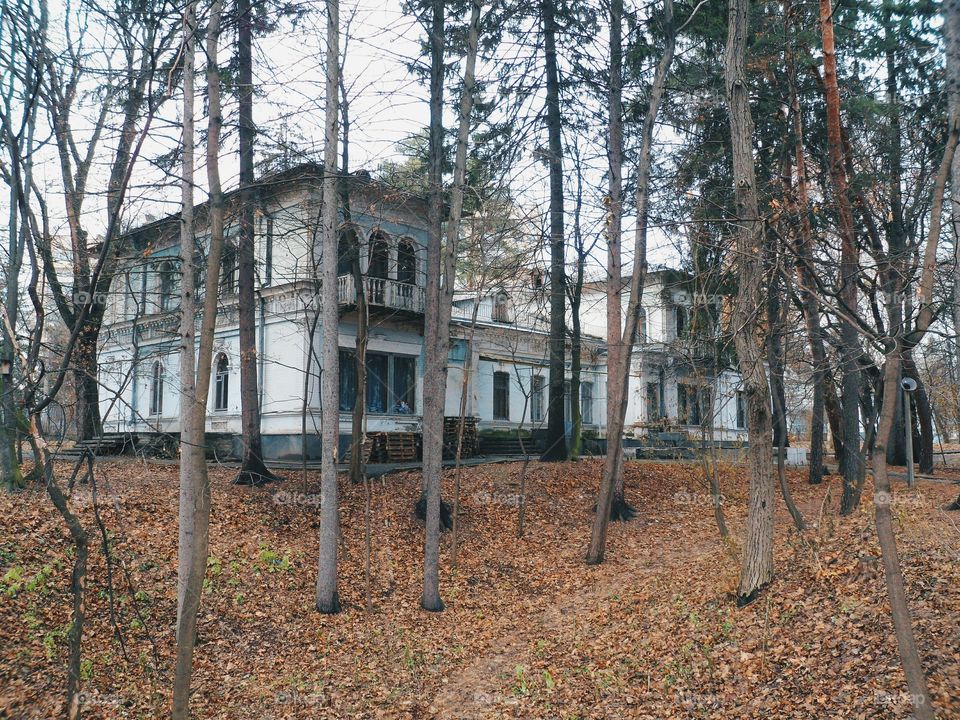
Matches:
[1,457,959,719]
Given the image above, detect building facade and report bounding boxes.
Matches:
[97,164,747,460]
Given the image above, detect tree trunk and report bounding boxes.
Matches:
[316,0,341,615]
[233,0,275,486]
[74,328,102,441]
[820,0,863,513]
[949,0,960,509]
[725,0,775,605]
[420,0,447,613]
[172,2,219,713]
[872,347,936,718]
[587,0,673,562]
[539,0,567,462]
[903,353,934,474]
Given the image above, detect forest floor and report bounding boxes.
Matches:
[1,458,959,719]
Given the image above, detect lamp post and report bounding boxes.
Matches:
[901,376,917,488]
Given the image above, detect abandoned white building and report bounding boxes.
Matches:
[96,163,749,461]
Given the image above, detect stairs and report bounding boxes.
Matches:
[479,436,540,456]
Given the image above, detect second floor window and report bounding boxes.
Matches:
[397,239,416,285]
[736,390,746,429]
[150,361,164,416]
[493,371,510,420]
[214,354,230,411]
[264,215,274,285]
[220,244,237,294]
[158,261,178,312]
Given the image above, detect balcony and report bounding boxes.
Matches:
[337,274,425,314]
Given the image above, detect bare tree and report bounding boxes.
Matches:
[172,1,228,713]
[316,0,342,615]
[588,0,676,562]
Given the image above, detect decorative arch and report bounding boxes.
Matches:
[367,229,390,280]
[337,223,360,276]
[397,237,417,285]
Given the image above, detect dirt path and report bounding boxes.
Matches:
[430,525,725,719]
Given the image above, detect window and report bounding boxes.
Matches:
[220,244,237,294]
[492,293,511,323]
[366,353,389,413]
[397,239,416,285]
[637,307,647,343]
[675,305,687,338]
[150,361,164,416]
[581,381,594,424]
[338,350,417,414]
[392,355,416,411]
[214,354,229,411]
[337,229,358,276]
[339,350,357,411]
[531,375,544,423]
[368,233,389,304]
[678,383,712,426]
[368,233,389,279]
[158,261,178,312]
[736,390,746,429]
[493,371,510,420]
[646,382,661,422]
[264,215,274,285]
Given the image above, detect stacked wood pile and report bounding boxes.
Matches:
[443,416,478,459]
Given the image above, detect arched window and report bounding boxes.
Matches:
[158,261,178,312]
[397,239,416,285]
[492,292,511,323]
[337,227,358,276]
[214,353,229,411]
[150,360,164,416]
[368,232,389,279]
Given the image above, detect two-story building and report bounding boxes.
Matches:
[97,163,747,461]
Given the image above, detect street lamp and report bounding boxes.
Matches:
[901,376,918,488]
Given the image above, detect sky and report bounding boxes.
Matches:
[4,0,683,278]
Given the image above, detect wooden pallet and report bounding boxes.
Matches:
[384,432,417,461]
[442,416,479,458]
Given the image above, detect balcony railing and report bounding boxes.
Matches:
[337,274,425,314]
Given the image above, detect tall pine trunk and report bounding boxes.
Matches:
[820,0,862,513]
[316,0,341,614]
[234,0,275,485]
[724,0,775,605]
[539,0,567,462]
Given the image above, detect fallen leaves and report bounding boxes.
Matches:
[0,458,957,718]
